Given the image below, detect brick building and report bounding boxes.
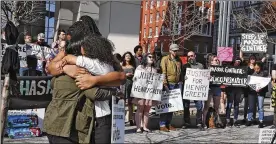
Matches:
[139,0,215,59]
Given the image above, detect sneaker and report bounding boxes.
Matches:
[242,119,247,124]
[234,122,240,128]
[136,128,143,133]
[258,122,264,128]
[129,120,135,126]
[160,126,169,132]
[226,122,232,128]
[182,123,191,129]
[246,121,252,126]
[201,124,207,130]
[169,125,176,131]
[143,128,152,133]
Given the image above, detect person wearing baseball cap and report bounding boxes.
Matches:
[159,43,183,132]
[36,33,50,47]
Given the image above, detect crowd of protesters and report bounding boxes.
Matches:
[2,15,276,144]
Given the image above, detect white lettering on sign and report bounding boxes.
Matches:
[111,96,125,143]
[258,129,276,143]
[20,80,52,96]
[241,33,267,53]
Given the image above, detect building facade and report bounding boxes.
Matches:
[139,0,215,58]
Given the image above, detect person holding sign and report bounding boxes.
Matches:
[159,44,183,132]
[182,51,204,129]
[246,62,268,128]
[132,53,159,133]
[202,55,221,129]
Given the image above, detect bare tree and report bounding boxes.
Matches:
[162,1,210,46]
[232,1,276,44]
[1,1,46,27]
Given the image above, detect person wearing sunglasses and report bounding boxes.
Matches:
[159,44,183,132]
[182,51,204,129]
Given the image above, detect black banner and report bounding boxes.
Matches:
[209,66,248,87]
[1,76,53,110]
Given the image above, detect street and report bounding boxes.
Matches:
[4,98,275,143]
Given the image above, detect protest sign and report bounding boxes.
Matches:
[258,129,276,143]
[217,47,233,62]
[209,66,248,86]
[155,89,183,114]
[111,96,125,144]
[247,75,271,91]
[183,68,210,101]
[241,33,267,53]
[0,76,53,110]
[131,70,164,101]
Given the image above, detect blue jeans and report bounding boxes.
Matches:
[159,83,182,127]
[19,67,29,76]
[248,94,264,121]
[226,88,242,121]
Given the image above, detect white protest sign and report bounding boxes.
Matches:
[155,89,183,114]
[111,96,125,144]
[247,75,270,91]
[258,129,276,143]
[241,33,267,53]
[131,70,164,101]
[183,68,210,101]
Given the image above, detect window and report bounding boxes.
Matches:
[145,1,148,10]
[144,28,146,38]
[144,14,147,24]
[156,12,160,21]
[178,5,182,16]
[154,42,157,47]
[45,1,56,45]
[148,44,151,52]
[230,38,235,48]
[161,26,165,35]
[150,1,154,9]
[204,43,208,53]
[150,14,153,23]
[162,10,165,20]
[149,28,152,37]
[178,23,181,35]
[202,24,209,35]
[236,37,241,50]
[194,43,199,53]
[161,42,164,52]
[155,26,159,36]
[163,1,166,6]
[157,1,160,7]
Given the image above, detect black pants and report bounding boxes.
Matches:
[47,134,77,144]
[94,115,112,144]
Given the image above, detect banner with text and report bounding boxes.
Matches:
[247,75,271,91]
[111,96,125,143]
[131,70,164,101]
[209,66,248,87]
[1,76,53,110]
[155,89,183,114]
[183,68,210,101]
[241,33,267,53]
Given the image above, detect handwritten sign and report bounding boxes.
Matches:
[183,68,210,101]
[131,70,164,101]
[155,89,183,114]
[247,75,271,91]
[241,33,267,53]
[217,47,233,62]
[209,66,248,86]
[258,129,276,143]
[111,96,125,143]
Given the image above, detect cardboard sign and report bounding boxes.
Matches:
[155,89,184,114]
[209,66,248,87]
[258,129,276,143]
[131,70,164,101]
[241,33,267,53]
[217,47,233,62]
[111,96,125,144]
[183,68,210,101]
[247,75,271,91]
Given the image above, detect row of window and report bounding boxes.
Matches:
[194,43,209,54]
[146,41,164,52]
[143,25,168,38]
[144,10,166,24]
[145,0,166,10]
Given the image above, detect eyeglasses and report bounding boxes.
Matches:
[188,55,194,58]
[148,56,154,59]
